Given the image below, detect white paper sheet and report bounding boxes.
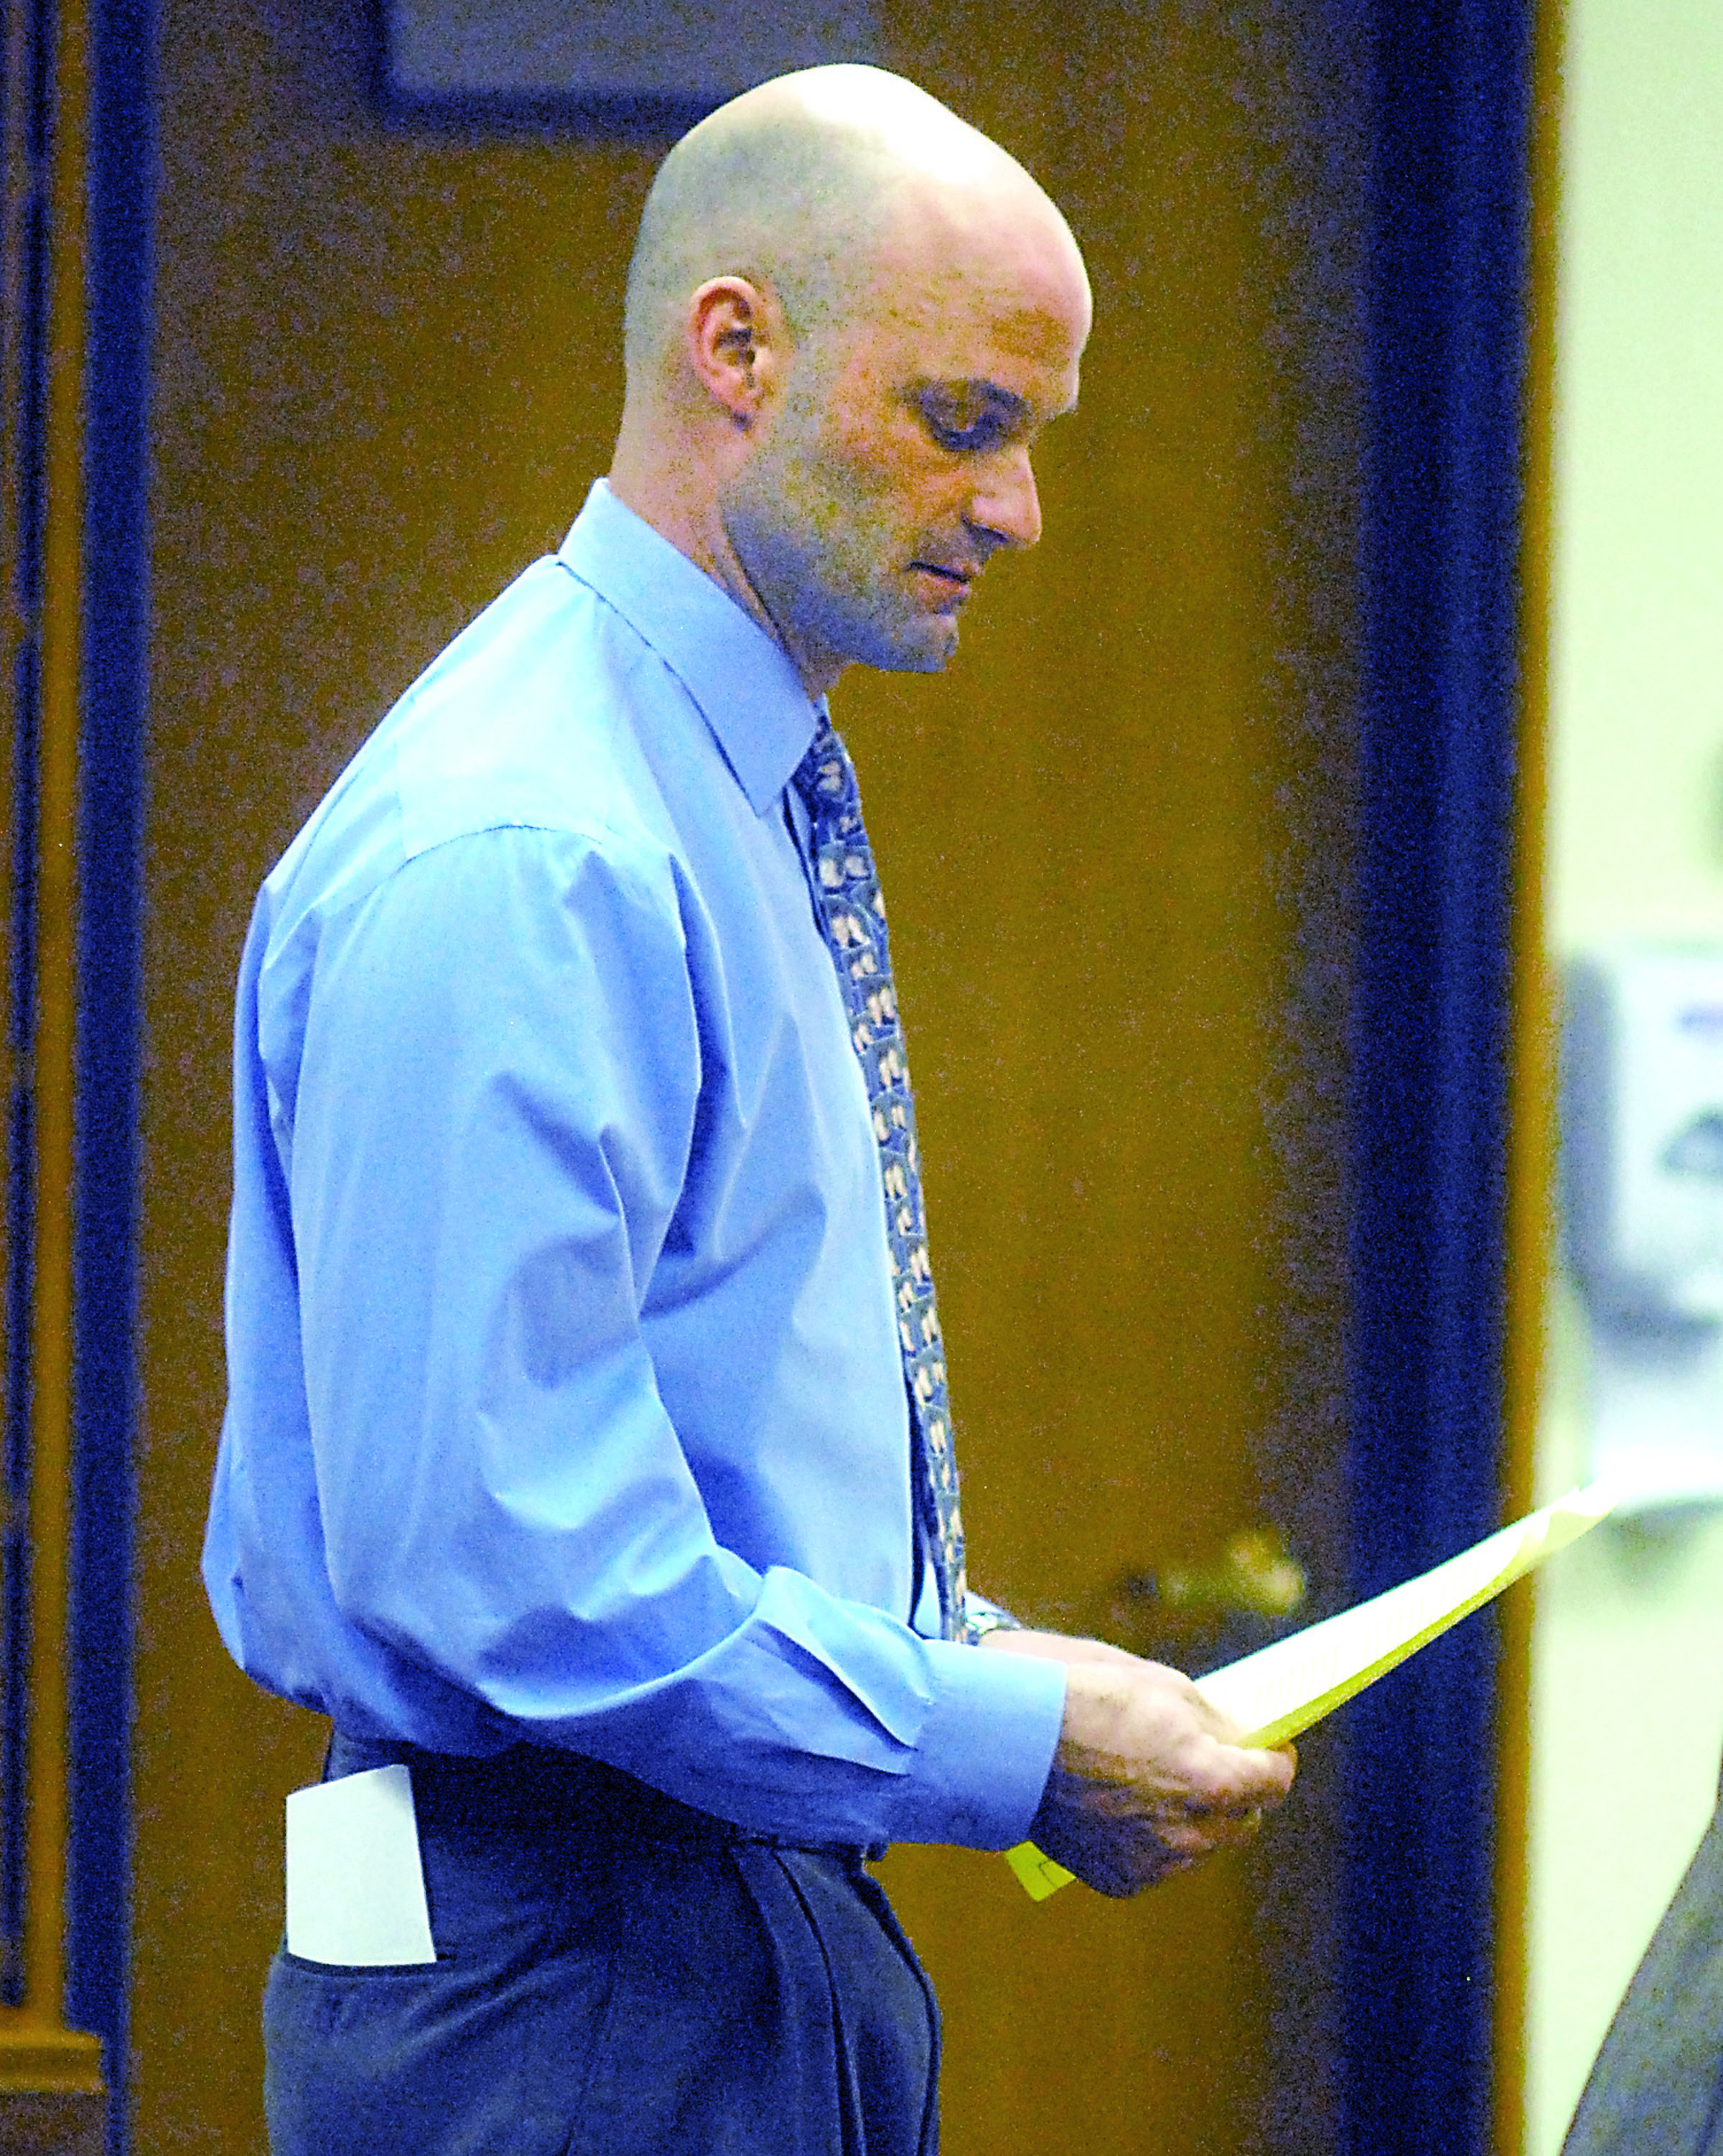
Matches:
[284,1763,437,1966]
[1194,1480,1615,1746]
[1007,1480,1616,1900]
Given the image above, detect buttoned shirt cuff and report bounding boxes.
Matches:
[883,1636,1067,1852]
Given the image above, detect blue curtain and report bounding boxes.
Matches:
[1344,1,1534,2150]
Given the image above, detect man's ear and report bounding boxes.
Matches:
[686,277,786,429]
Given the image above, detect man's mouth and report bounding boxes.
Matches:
[910,562,975,606]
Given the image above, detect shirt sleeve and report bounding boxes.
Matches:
[259,821,1066,1852]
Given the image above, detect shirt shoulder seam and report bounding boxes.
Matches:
[295,817,683,946]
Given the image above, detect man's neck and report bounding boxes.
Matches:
[607,438,842,702]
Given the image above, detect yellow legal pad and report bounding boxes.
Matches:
[1007,1480,1615,1900]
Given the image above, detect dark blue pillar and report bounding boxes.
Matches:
[1344,1,1533,2149]
[68,1,154,2147]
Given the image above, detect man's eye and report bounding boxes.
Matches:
[918,396,1009,453]
[929,416,1005,452]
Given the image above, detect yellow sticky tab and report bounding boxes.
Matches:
[1004,1841,1075,1900]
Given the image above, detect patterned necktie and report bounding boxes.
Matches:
[793,717,968,1643]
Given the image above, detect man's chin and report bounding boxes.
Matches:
[870,619,961,676]
[816,603,961,680]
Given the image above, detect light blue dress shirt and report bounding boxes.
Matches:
[204,480,1066,1852]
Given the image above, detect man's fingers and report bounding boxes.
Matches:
[1161,1793,1265,1850]
[1208,1735,1297,1810]
[1037,1658,1302,1895]
[1117,1803,1261,1881]
[1197,1798,1265,1829]
[1190,1807,1264,1852]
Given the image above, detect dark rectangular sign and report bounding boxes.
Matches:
[380,0,881,128]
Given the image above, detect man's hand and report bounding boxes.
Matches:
[979,1628,1297,1898]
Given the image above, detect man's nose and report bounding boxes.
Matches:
[968,450,1042,551]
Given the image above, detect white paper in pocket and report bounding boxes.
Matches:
[285,1763,437,1965]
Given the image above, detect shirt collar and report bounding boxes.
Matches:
[556,479,823,816]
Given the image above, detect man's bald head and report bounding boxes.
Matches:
[622,65,1073,398]
[608,65,1089,696]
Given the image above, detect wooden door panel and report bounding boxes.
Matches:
[854,9,1362,2150]
[879,1844,1274,2154]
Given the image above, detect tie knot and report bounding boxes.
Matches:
[792,720,856,823]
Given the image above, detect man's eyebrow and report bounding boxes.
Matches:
[925,379,1029,416]
[919,379,1076,426]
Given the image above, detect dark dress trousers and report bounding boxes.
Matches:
[1564,1761,1723,2155]
[264,1734,940,2156]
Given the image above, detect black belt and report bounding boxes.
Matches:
[327,1730,879,1862]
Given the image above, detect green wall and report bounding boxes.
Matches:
[1528,0,1723,2144]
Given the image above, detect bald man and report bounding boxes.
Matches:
[205,65,1294,2156]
